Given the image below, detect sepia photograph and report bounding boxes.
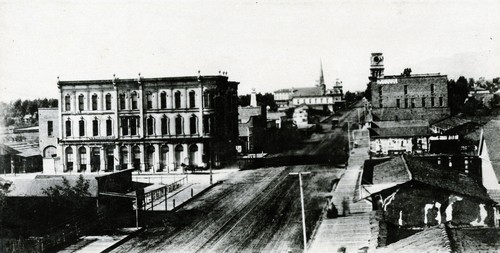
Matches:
[0,0,499,252]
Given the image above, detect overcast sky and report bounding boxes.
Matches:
[0,0,499,102]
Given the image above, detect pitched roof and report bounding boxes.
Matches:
[291,87,323,97]
[375,227,451,253]
[372,156,410,184]
[405,156,491,201]
[432,117,472,131]
[372,120,429,128]
[365,156,491,201]
[4,142,41,157]
[370,126,429,138]
[0,144,20,156]
[4,175,98,197]
[449,227,500,252]
[481,120,500,182]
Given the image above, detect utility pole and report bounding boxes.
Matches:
[347,121,351,151]
[289,171,311,253]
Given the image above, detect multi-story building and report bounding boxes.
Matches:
[369,53,450,122]
[45,74,238,174]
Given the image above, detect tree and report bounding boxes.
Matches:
[43,175,91,215]
[344,91,356,104]
[364,82,372,101]
[448,77,469,115]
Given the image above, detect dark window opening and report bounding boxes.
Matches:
[160,92,167,109]
[175,91,181,109]
[175,116,183,135]
[105,94,112,110]
[161,117,169,135]
[147,93,153,109]
[189,91,196,108]
[65,95,71,111]
[92,119,98,136]
[147,117,154,135]
[78,95,84,111]
[106,119,112,136]
[130,117,137,135]
[91,94,98,110]
[190,115,197,134]
[65,120,71,137]
[48,121,53,136]
[121,118,129,135]
[119,94,126,110]
[131,93,138,109]
[79,120,85,136]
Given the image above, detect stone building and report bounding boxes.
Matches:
[44,74,238,174]
[369,53,450,122]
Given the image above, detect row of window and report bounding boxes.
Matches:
[294,97,333,105]
[63,144,199,172]
[379,84,437,96]
[380,97,444,108]
[64,90,215,112]
[64,115,214,137]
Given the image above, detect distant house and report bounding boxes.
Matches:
[369,120,430,156]
[430,116,480,135]
[293,105,312,129]
[361,155,495,228]
[238,106,267,154]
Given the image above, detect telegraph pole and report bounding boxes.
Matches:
[290,171,311,253]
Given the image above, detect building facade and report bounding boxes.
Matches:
[51,74,238,174]
[369,53,450,122]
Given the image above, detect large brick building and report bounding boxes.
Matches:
[369,53,450,122]
[40,74,239,174]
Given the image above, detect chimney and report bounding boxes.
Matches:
[250,88,257,107]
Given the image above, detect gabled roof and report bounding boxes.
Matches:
[480,120,500,182]
[4,142,41,157]
[0,144,20,156]
[4,175,98,197]
[375,227,450,253]
[291,87,323,97]
[432,117,472,131]
[364,156,491,201]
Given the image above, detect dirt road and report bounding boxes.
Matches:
[111,165,342,253]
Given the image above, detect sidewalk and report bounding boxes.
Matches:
[57,228,141,253]
[309,146,373,253]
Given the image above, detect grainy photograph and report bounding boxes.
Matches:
[0,0,499,252]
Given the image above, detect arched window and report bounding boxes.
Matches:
[65,147,73,172]
[119,94,126,110]
[161,116,169,135]
[189,144,199,166]
[79,146,87,172]
[190,115,198,134]
[91,94,98,110]
[106,118,112,136]
[91,147,100,172]
[78,94,84,111]
[131,92,138,109]
[146,146,155,172]
[160,145,169,172]
[174,145,184,170]
[174,91,181,109]
[65,95,71,111]
[92,118,99,136]
[120,146,128,170]
[175,115,183,135]
[105,93,112,110]
[160,92,167,109]
[132,146,141,170]
[430,84,435,94]
[79,118,85,137]
[203,116,214,135]
[189,90,196,108]
[203,90,214,108]
[65,119,72,137]
[130,117,137,136]
[43,146,57,158]
[147,92,153,109]
[147,116,155,135]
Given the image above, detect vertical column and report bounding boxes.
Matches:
[72,92,77,113]
[168,143,175,172]
[99,90,104,111]
[198,143,204,167]
[127,144,133,170]
[99,146,106,172]
[169,89,174,109]
[113,145,119,172]
[139,144,146,172]
[182,143,189,168]
[154,143,161,173]
[61,144,67,173]
[86,146,91,173]
[184,88,188,109]
[125,91,130,110]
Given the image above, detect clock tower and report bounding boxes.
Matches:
[369,53,384,81]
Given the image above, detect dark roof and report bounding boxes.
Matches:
[449,227,500,253]
[291,87,323,97]
[373,156,410,184]
[4,142,41,157]
[370,126,429,138]
[481,120,500,181]
[377,226,500,253]
[366,156,491,201]
[432,117,472,131]
[375,227,450,253]
[405,156,491,201]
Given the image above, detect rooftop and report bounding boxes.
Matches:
[3,174,98,197]
[58,75,236,86]
[432,117,472,130]
[3,142,41,157]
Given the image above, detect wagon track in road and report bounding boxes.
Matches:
[196,169,292,252]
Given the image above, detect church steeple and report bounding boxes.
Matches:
[319,60,326,95]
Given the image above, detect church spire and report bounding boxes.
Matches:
[319,59,325,86]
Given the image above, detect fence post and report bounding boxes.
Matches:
[191,188,193,197]
[173,199,176,209]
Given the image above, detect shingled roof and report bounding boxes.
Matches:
[480,120,500,182]
[375,227,451,253]
[364,156,492,202]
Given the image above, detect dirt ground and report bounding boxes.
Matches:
[111,165,343,253]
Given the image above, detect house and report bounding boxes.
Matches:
[238,105,267,154]
[430,117,479,135]
[0,142,42,174]
[369,120,430,156]
[361,155,495,228]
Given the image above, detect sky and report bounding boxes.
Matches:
[0,0,499,102]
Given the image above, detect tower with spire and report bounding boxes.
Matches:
[318,60,326,95]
